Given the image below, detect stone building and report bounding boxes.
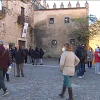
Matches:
[33,1,89,57]
[0,0,44,48]
[0,0,89,58]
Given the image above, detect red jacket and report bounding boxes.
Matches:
[0,45,10,68]
[94,52,100,62]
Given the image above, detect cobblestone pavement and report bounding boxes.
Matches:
[0,59,100,100]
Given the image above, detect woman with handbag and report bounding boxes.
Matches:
[59,43,80,100]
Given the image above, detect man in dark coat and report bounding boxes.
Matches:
[0,40,10,96]
[13,45,25,77]
[31,49,35,65]
[24,48,28,64]
[34,47,40,65]
[75,44,86,78]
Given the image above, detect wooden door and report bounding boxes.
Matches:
[18,40,25,49]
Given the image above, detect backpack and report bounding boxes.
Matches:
[80,49,86,60]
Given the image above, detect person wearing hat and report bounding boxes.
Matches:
[0,40,10,96]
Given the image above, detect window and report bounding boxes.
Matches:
[49,18,54,24]
[70,39,75,45]
[21,7,25,16]
[52,40,57,45]
[64,17,70,23]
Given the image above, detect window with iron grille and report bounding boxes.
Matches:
[49,18,54,24]
[64,17,70,23]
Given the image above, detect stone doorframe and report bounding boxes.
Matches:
[17,38,27,48]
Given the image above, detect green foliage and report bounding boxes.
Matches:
[70,17,90,45]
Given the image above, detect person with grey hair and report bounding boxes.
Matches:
[0,40,10,96]
[13,45,26,77]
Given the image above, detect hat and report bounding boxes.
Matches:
[0,40,3,44]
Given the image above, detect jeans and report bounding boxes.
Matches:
[0,68,7,91]
[40,59,43,64]
[63,75,72,88]
[78,63,84,76]
[3,68,9,81]
[88,61,92,68]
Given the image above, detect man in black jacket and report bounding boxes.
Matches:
[13,45,25,77]
[75,44,86,78]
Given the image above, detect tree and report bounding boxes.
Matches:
[70,17,89,45]
[69,16,100,46]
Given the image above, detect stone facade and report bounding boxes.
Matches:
[0,0,33,48]
[0,0,89,58]
[34,7,88,57]
[0,0,45,49]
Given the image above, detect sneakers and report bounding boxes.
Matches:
[78,76,83,79]
[2,91,9,96]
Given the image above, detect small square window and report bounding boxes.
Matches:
[70,39,75,45]
[52,40,57,45]
[49,18,54,24]
[64,17,70,23]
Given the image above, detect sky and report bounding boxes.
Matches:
[41,1,100,19]
[0,0,100,19]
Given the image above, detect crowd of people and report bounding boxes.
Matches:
[0,40,44,96]
[59,43,100,100]
[75,44,100,78]
[1,38,100,100]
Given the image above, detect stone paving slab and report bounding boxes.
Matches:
[0,61,99,100]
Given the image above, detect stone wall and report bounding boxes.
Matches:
[0,1,34,48]
[34,8,88,57]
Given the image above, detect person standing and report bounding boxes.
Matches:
[34,47,40,65]
[87,48,94,68]
[24,47,28,64]
[39,48,44,65]
[94,48,100,74]
[59,43,80,100]
[75,44,86,78]
[3,44,12,82]
[13,45,25,77]
[81,44,87,72]
[29,46,32,63]
[0,40,10,96]
[31,49,35,65]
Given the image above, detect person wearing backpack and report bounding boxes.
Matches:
[39,48,44,65]
[75,44,86,78]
